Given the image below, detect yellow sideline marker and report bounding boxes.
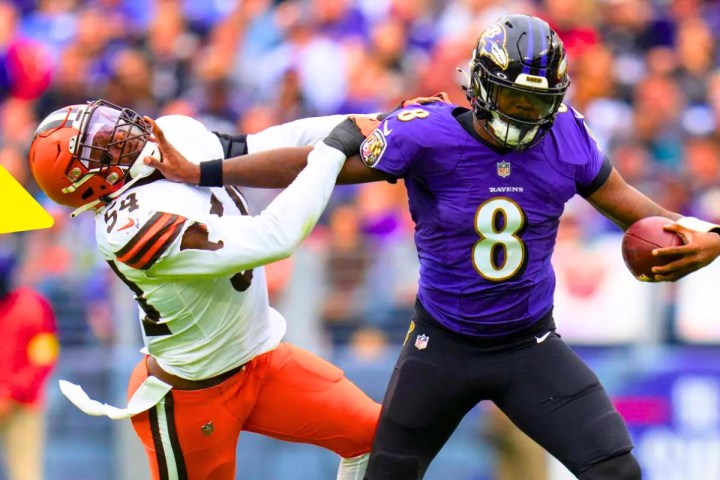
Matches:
[0,166,54,234]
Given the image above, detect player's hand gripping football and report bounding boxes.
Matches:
[142,117,201,184]
[651,224,720,281]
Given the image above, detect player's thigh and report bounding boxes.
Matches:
[496,335,633,476]
[366,323,479,479]
[243,343,380,458]
[128,359,245,480]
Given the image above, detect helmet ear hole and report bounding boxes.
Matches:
[68,136,78,154]
[81,188,94,200]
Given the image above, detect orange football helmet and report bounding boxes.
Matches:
[28,100,151,212]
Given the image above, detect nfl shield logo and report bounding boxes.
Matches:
[414,334,429,350]
[201,421,214,436]
[497,161,511,178]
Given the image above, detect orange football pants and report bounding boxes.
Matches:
[127,342,380,480]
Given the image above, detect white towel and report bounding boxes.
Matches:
[59,376,172,420]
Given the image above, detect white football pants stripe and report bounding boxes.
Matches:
[155,397,180,480]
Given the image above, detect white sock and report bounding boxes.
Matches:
[336,453,370,480]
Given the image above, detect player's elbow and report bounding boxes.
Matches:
[271,230,306,259]
[254,240,296,265]
[255,219,307,261]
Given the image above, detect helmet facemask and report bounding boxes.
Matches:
[470,64,566,150]
[73,100,151,185]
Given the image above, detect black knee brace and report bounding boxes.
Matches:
[579,452,642,480]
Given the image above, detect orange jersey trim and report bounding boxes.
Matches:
[116,212,187,270]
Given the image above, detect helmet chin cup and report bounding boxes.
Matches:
[129,141,160,180]
[487,112,539,149]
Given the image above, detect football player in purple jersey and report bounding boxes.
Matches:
[145,14,720,480]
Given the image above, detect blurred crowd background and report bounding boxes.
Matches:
[2,0,720,479]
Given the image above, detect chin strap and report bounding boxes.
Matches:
[69,174,153,218]
[69,199,103,218]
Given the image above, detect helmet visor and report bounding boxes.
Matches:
[492,84,562,123]
[78,103,149,172]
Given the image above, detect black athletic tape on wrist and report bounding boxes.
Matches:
[199,159,224,187]
[323,118,365,157]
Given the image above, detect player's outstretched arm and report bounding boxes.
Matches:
[588,167,720,281]
[142,116,312,187]
[149,119,376,276]
[143,94,451,188]
[144,116,389,188]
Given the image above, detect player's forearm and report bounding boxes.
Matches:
[222,146,312,188]
[220,149,387,188]
[337,154,392,184]
[593,192,681,231]
[587,169,682,230]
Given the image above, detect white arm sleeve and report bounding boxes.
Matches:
[150,143,345,277]
[246,115,348,153]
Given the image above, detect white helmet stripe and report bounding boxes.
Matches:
[34,106,86,136]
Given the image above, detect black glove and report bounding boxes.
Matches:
[323,118,365,157]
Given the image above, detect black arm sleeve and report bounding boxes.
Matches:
[213,132,248,159]
[578,156,612,198]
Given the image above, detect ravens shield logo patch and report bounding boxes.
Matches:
[360,129,387,168]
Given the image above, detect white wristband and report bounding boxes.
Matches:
[676,216,720,233]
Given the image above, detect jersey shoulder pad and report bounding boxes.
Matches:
[97,187,188,270]
[553,103,588,129]
[155,115,224,163]
[386,101,454,126]
[361,103,456,170]
[547,104,601,161]
[552,103,595,142]
[363,103,443,157]
[390,102,458,143]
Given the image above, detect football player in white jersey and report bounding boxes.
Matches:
[28,100,380,480]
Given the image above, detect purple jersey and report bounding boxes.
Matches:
[359,102,610,337]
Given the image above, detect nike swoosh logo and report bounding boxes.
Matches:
[535,332,551,344]
[382,122,392,136]
[118,218,136,231]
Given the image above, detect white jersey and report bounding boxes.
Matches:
[94,114,347,380]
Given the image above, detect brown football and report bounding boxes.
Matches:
[622,216,684,281]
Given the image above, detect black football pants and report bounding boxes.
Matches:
[364,306,635,479]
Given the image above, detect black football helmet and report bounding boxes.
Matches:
[467,15,570,150]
